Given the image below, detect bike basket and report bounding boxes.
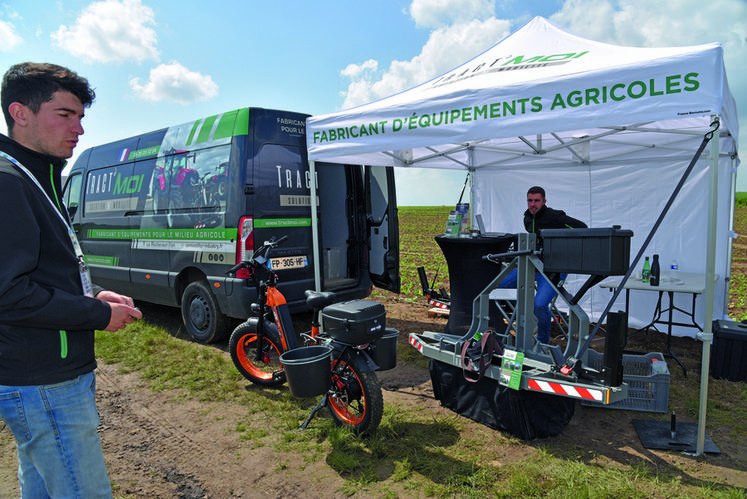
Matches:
[369,328,399,371]
[280,346,332,398]
[322,300,386,344]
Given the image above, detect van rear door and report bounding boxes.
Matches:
[366,166,400,294]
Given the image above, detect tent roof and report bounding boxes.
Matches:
[306,16,738,168]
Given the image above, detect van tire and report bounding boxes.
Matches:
[181,281,227,343]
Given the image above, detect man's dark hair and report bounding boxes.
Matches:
[527,186,546,199]
[1,62,95,134]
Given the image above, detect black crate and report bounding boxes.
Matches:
[322,299,385,344]
[711,320,747,382]
[541,227,633,275]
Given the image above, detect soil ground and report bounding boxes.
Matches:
[1,296,745,498]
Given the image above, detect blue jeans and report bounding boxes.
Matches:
[0,371,112,498]
[499,269,566,344]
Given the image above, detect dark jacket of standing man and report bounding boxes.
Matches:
[0,62,142,498]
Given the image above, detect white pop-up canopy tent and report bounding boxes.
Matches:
[305,16,739,454]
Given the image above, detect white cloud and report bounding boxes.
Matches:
[51,0,159,63]
[549,0,746,91]
[0,19,23,51]
[551,0,746,49]
[341,17,510,109]
[409,0,496,28]
[551,0,747,184]
[341,59,378,79]
[129,62,218,104]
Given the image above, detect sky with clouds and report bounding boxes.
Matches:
[0,0,745,204]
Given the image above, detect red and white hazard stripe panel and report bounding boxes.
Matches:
[428,298,449,310]
[528,379,605,402]
[409,336,424,353]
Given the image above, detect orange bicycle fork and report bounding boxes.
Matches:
[255,282,298,362]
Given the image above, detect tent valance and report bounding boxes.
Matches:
[307,16,737,169]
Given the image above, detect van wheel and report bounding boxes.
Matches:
[181,281,226,343]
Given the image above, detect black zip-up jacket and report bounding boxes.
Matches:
[524,204,587,248]
[0,134,111,386]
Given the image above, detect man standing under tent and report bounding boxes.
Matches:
[0,62,142,497]
[499,185,587,345]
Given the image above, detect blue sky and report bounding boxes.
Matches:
[1,0,745,204]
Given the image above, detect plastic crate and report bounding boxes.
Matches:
[711,320,747,381]
[582,351,669,413]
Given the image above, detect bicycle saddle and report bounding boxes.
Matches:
[304,290,337,309]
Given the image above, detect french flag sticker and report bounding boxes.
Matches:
[118,148,130,162]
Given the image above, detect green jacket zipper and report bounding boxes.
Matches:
[60,330,68,358]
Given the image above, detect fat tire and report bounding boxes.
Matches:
[181,281,227,343]
[229,321,286,387]
[327,358,383,436]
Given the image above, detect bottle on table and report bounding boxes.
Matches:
[642,256,651,283]
[650,254,661,286]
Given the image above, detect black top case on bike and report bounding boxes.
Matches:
[322,300,386,345]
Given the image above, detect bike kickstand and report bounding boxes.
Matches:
[299,394,328,430]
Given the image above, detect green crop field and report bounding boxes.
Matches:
[393,206,453,298]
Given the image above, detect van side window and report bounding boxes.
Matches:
[366,166,390,224]
[63,173,82,220]
[151,145,230,215]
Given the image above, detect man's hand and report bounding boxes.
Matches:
[96,290,142,331]
[95,290,135,307]
[104,303,142,331]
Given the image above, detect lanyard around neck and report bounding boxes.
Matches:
[0,151,83,258]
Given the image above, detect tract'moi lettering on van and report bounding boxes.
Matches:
[63,108,399,343]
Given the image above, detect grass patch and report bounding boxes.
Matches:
[735,192,747,207]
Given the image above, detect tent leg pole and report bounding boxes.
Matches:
[467,146,474,229]
[309,160,322,291]
[696,118,720,456]
[724,154,739,317]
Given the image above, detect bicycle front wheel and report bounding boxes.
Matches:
[328,358,383,436]
[229,320,285,387]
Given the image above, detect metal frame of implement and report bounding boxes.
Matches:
[409,233,629,406]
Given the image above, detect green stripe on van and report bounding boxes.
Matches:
[196,115,218,144]
[213,109,245,140]
[128,146,160,160]
[87,228,238,240]
[83,255,119,266]
[254,218,311,228]
[184,108,248,146]
[186,120,201,146]
[232,108,250,137]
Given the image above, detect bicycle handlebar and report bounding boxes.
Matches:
[226,235,288,275]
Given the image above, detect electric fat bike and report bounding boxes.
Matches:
[227,236,397,435]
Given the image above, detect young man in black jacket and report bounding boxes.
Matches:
[499,186,586,345]
[0,62,142,498]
